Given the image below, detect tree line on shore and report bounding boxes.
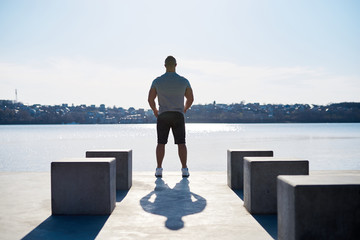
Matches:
[1,100,360,124]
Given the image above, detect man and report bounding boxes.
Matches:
[148,56,194,178]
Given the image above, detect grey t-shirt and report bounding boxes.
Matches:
[151,72,191,114]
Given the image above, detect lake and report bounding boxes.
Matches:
[0,123,359,172]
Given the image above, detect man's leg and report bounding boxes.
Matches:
[156,112,170,170]
[156,143,165,168]
[178,143,187,168]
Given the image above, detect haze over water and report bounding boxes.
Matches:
[1,123,359,172]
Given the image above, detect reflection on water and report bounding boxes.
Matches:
[0,123,359,171]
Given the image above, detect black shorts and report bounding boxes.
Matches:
[157,111,186,144]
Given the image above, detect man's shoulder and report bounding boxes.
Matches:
[153,72,190,85]
[173,73,190,83]
[152,74,165,84]
[153,73,167,82]
[177,74,191,87]
[178,74,188,81]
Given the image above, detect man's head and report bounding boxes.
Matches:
[165,56,177,72]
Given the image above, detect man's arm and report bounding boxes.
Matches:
[148,88,159,117]
[184,87,194,113]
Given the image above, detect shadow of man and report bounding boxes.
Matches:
[140,178,207,230]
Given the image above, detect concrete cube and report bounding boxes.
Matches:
[51,158,116,215]
[244,157,308,214]
[227,150,273,189]
[277,174,360,240]
[86,149,132,190]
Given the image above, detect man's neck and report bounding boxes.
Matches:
[166,67,176,72]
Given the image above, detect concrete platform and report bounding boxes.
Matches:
[0,172,274,240]
[51,158,116,215]
[86,149,132,190]
[278,171,360,240]
[243,157,309,214]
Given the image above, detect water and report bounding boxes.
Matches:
[0,123,359,172]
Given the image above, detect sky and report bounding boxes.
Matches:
[0,0,359,109]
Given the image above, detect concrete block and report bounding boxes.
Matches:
[227,150,273,189]
[277,174,360,240]
[244,157,308,214]
[51,158,116,215]
[86,149,132,190]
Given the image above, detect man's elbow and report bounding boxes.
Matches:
[188,95,194,104]
[148,94,155,103]
[148,99,155,108]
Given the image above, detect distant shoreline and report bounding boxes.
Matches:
[1,100,360,124]
[1,122,360,126]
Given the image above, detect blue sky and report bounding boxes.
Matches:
[0,0,359,108]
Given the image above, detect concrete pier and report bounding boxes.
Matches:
[2,170,359,239]
[86,149,132,190]
[227,149,273,190]
[0,172,273,240]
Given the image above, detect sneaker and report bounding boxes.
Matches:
[155,168,163,178]
[182,168,190,178]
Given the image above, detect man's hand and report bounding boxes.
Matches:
[153,109,159,118]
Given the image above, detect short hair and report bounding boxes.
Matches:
[165,56,177,67]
